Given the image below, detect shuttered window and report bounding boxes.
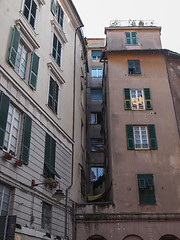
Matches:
[44,133,60,178]
[51,0,64,27]
[91,50,102,59]
[23,0,37,29]
[124,88,152,110]
[48,77,59,114]
[138,174,156,205]
[0,184,11,216]
[8,26,39,90]
[128,60,141,75]
[91,89,102,100]
[52,34,62,67]
[125,32,137,45]
[126,124,157,150]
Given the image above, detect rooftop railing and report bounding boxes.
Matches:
[109,19,155,27]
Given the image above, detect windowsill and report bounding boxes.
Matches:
[128,73,141,76]
[46,104,61,120]
[51,19,67,44]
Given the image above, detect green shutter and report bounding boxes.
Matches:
[0,92,10,149]
[20,114,32,165]
[148,124,157,150]
[126,125,135,150]
[144,88,152,110]
[135,60,141,74]
[124,88,131,110]
[132,32,137,44]
[29,52,39,90]
[125,32,131,44]
[138,174,156,205]
[8,26,20,68]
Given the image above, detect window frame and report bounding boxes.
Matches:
[128,60,141,75]
[130,89,145,110]
[23,0,37,29]
[90,167,104,182]
[52,33,62,67]
[48,76,59,115]
[91,68,103,78]
[51,0,64,28]
[125,32,138,45]
[41,202,52,231]
[133,126,149,150]
[0,184,11,216]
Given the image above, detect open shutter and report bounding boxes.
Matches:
[29,52,39,90]
[8,26,20,68]
[0,92,10,149]
[124,88,131,110]
[126,125,135,150]
[144,88,152,110]
[148,124,157,150]
[138,175,146,189]
[20,114,32,165]
[125,32,131,44]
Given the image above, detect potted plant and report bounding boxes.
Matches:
[3,148,15,160]
[131,20,136,26]
[45,177,58,188]
[139,20,144,26]
[14,160,23,167]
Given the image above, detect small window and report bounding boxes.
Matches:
[48,77,59,115]
[125,32,137,45]
[91,50,102,60]
[91,138,104,152]
[0,184,11,216]
[51,0,64,27]
[126,124,157,150]
[91,68,103,78]
[90,112,102,124]
[41,202,51,231]
[90,89,102,100]
[90,167,103,182]
[137,174,156,205]
[128,60,141,75]
[23,0,37,29]
[8,26,39,90]
[52,33,62,67]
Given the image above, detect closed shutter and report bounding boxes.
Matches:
[132,32,137,44]
[148,124,157,150]
[126,125,135,150]
[124,88,131,110]
[125,32,131,44]
[0,92,10,149]
[144,88,152,110]
[29,52,39,90]
[8,26,20,68]
[20,114,32,165]
[135,60,141,74]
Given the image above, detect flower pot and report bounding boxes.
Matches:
[15,160,23,166]
[3,152,13,160]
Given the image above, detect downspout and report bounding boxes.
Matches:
[65,25,83,240]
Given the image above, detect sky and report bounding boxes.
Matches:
[73,0,180,53]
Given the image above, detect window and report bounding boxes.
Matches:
[81,169,86,197]
[51,0,64,27]
[91,68,103,78]
[0,92,32,164]
[91,138,104,152]
[126,124,157,150]
[44,133,60,179]
[8,26,39,90]
[91,50,102,60]
[41,202,51,231]
[128,60,141,75]
[90,112,102,124]
[124,88,152,110]
[90,167,103,182]
[48,77,59,114]
[23,0,37,29]
[125,32,137,45]
[0,184,11,216]
[138,174,156,205]
[52,34,62,67]
[90,89,102,100]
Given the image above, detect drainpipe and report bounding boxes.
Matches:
[65,25,83,240]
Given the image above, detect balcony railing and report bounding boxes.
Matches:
[110,19,155,27]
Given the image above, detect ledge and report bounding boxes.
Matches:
[51,19,68,44]
[47,61,65,84]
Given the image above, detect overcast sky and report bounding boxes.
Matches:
[73,0,180,53]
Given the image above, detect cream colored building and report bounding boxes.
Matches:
[0,0,87,239]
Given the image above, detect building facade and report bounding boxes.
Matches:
[0,0,87,240]
[76,21,180,240]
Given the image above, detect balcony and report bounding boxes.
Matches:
[110,19,155,27]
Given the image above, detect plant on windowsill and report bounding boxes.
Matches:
[2,147,15,160]
[14,160,23,167]
[45,177,58,188]
[131,20,136,26]
[139,20,144,26]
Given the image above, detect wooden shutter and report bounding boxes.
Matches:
[132,32,137,44]
[29,52,39,90]
[125,32,131,44]
[8,26,20,68]
[124,88,131,110]
[148,124,157,150]
[0,92,10,148]
[144,88,152,110]
[126,125,135,150]
[20,114,32,165]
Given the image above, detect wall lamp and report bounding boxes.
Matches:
[31,180,65,201]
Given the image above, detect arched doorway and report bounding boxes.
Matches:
[87,235,106,240]
[123,235,143,240]
[160,235,179,240]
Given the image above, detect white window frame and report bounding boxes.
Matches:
[130,89,145,110]
[52,33,62,67]
[91,68,103,78]
[22,0,38,29]
[90,167,104,182]
[0,184,11,216]
[133,126,149,149]
[4,104,22,155]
